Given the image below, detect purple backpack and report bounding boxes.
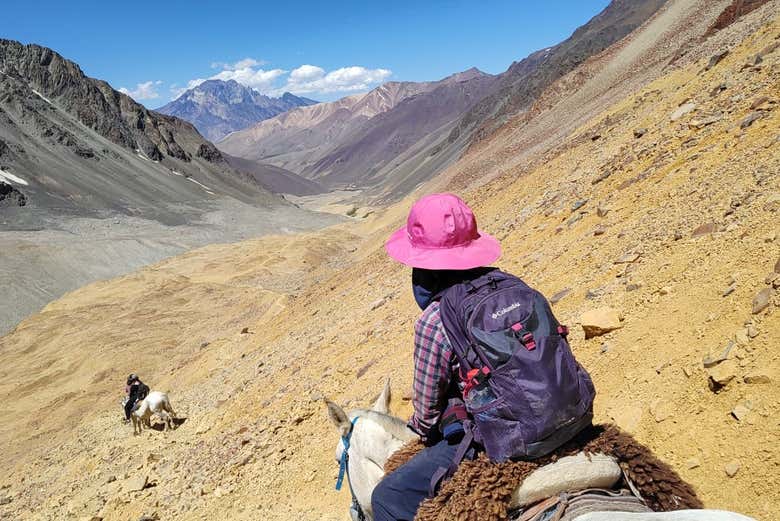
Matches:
[439,269,595,461]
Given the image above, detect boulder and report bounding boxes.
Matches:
[740,112,761,129]
[705,51,729,71]
[670,102,696,121]
[123,475,148,492]
[707,359,737,392]
[580,308,622,339]
[751,288,772,314]
[691,222,717,237]
[724,461,741,478]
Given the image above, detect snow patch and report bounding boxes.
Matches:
[135,149,150,161]
[0,169,29,186]
[169,170,184,176]
[31,89,53,105]
[187,177,215,195]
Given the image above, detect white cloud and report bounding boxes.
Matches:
[210,67,287,92]
[289,64,325,82]
[170,60,391,101]
[278,65,391,95]
[119,80,163,101]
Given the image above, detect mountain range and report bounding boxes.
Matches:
[216,0,669,201]
[156,80,318,142]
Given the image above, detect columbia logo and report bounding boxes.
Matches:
[492,302,520,320]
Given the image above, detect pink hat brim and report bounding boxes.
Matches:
[385,225,502,270]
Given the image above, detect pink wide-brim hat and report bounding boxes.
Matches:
[385,193,501,270]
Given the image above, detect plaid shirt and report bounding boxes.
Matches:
[408,300,456,441]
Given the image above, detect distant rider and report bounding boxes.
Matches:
[124,373,149,422]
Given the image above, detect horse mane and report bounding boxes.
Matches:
[350,409,418,442]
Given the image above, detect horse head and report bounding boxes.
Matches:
[325,379,417,520]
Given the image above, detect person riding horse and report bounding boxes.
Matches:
[375,193,595,521]
[123,373,149,423]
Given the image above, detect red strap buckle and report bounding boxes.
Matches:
[521,333,536,351]
[557,325,569,337]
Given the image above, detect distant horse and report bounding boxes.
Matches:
[131,391,177,435]
[326,381,755,521]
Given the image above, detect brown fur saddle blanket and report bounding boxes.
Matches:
[383,424,702,521]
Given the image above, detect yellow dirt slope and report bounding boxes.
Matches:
[1,10,779,521]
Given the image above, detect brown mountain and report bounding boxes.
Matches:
[0,39,278,225]
[219,0,668,201]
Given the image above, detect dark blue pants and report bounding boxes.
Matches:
[372,438,470,521]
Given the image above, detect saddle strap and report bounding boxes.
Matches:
[429,430,474,497]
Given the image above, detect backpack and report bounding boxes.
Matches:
[138,382,150,401]
[439,269,595,461]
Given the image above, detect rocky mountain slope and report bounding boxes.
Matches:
[219,1,668,202]
[217,76,463,169]
[0,2,777,521]
[0,40,339,336]
[0,40,280,222]
[157,80,317,142]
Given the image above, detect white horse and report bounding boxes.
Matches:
[326,381,755,521]
[131,391,178,435]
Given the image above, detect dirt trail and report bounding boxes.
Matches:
[1,6,779,521]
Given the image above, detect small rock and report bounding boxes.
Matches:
[138,515,159,521]
[0,496,12,506]
[673,231,683,241]
[626,283,643,292]
[724,461,741,478]
[79,517,103,521]
[765,272,779,285]
[580,307,623,339]
[240,327,249,334]
[650,399,673,423]
[600,343,610,354]
[105,475,116,483]
[750,96,770,110]
[775,256,780,273]
[124,475,148,492]
[592,172,611,185]
[689,113,723,128]
[670,102,697,121]
[549,288,571,305]
[703,341,735,368]
[751,288,772,314]
[615,252,640,264]
[731,403,750,421]
[707,359,738,392]
[734,329,749,346]
[746,324,759,338]
[597,206,610,218]
[593,226,606,236]
[571,199,588,211]
[705,50,729,71]
[710,82,727,96]
[691,222,717,237]
[686,457,701,470]
[740,112,761,129]
[722,283,736,297]
[658,286,671,296]
[633,128,648,138]
[369,298,387,311]
[743,372,771,384]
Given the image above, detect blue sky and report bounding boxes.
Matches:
[3,0,611,106]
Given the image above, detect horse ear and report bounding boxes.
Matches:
[372,378,391,414]
[325,399,351,438]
